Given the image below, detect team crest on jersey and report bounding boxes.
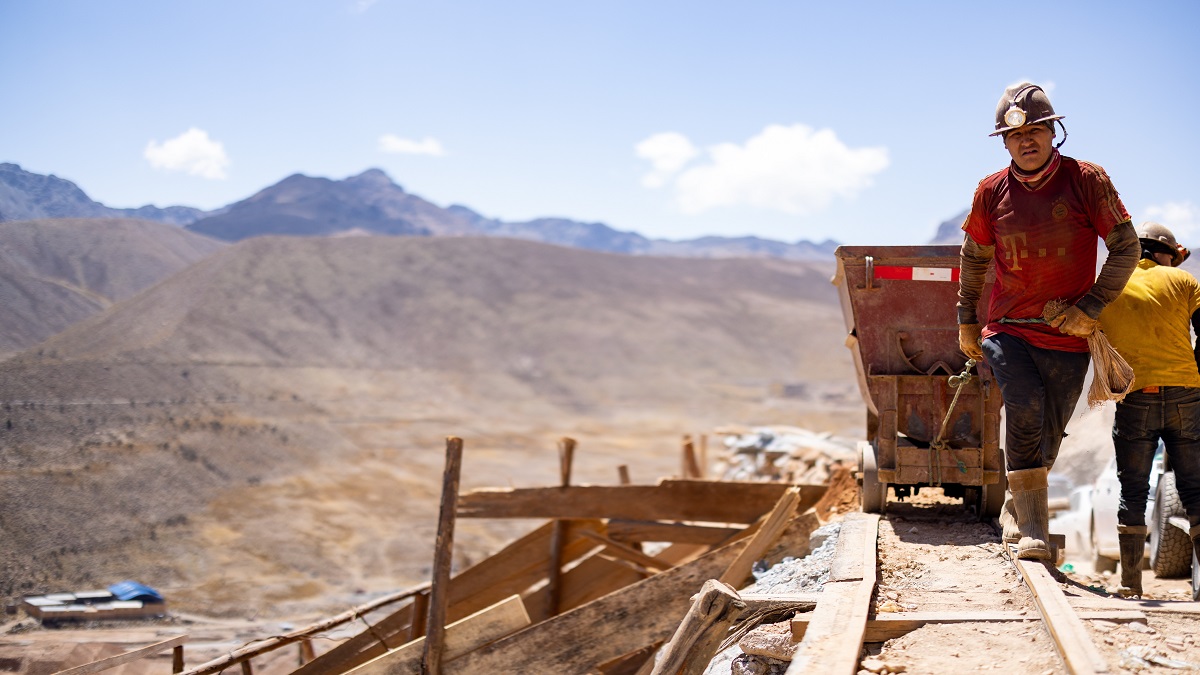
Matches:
[1052,201,1069,220]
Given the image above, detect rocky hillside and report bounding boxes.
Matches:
[0,218,225,358]
[0,235,858,615]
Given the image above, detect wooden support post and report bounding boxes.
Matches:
[547,437,577,618]
[299,638,315,665]
[241,661,253,675]
[650,579,745,675]
[422,436,464,675]
[618,465,631,485]
[408,591,429,642]
[682,436,701,479]
[698,435,708,479]
[174,645,185,673]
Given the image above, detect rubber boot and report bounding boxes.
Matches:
[1116,525,1147,598]
[999,489,1020,544]
[1009,467,1051,560]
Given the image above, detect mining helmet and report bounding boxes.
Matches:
[1138,221,1190,267]
[989,82,1065,137]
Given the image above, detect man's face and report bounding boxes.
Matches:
[1004,124,1054,172]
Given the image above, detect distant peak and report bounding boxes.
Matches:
[345,168,400,191]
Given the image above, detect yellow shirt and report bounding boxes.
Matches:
[1099,258,1200,389]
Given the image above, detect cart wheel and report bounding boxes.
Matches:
[979,469,1007,521]
[859,441,886,514]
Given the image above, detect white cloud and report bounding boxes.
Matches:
[353,0,379,12]
[638,123,888,216]
[378,134,445,157]
[1143,201,1200,241]
[144,128,229,180]
[635,132,699,189]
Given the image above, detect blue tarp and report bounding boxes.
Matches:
[107,580,164,603]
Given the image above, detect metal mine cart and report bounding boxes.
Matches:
[833,245,1006,518]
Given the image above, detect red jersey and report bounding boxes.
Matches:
[962,157,1130,352]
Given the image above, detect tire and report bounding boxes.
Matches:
[1192,545,1199,602]
[1151,471,1192,578]
[859,441,885,514]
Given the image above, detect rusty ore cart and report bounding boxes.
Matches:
[833,244,1006,518]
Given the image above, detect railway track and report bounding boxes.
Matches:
[771,499,1200,675]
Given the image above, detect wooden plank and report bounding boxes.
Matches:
[457,480,826,524]
[829,515,867,582]
[577,530,671,573]
[785,513,879,675]
[607,520,742,546]
[184,586,429,675]
[52,635,188,675]
[1068,596,1200,614]
[422,436,464,675]
[522,553,646,623]
[719,487,800,587]
[298,519,606,675]
[348,595,530,675]
[1016,558,1110,674]
[792,610,1148,643]
[650,580,744,675]
[442,519,814,673]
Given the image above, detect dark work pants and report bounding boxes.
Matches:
[1112,386,1200,528]
[982,331,1090,472]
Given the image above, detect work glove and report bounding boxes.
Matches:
[1049,305,1099,337]
[958,323,983,360]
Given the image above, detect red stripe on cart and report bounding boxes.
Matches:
[873,266,960,282]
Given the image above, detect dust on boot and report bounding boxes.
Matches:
[1116,525,1147,598]
[1008,467,1051,560]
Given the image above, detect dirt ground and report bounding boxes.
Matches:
[865,489,1200,675]
[8,484,1200,675]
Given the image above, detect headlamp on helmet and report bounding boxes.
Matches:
[1003,106,1026,129]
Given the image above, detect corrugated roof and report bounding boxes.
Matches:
[107,580,164,603]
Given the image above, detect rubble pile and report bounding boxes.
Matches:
[715,426,857,484]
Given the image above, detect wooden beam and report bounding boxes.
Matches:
[52,635,189,675]
[617,465,632,485]
[578,530,671,573]
[650,580,744,675]
[719,487,800,588]
[457,480,825,523]
[546,437,577,618]
[792,609,1148,643]
[183,585,429,675]
[1016,559,1110,674]
[441,518,814,673]
[607,520,743,546]
[347,595,530,675]
[423,436,464,675]
[785,513,879,675]
[298,519,606,675]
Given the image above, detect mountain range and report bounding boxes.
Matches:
[0,232,857,614]
[0,163,839,261]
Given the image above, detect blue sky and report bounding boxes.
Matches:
[2,1,1198,245]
